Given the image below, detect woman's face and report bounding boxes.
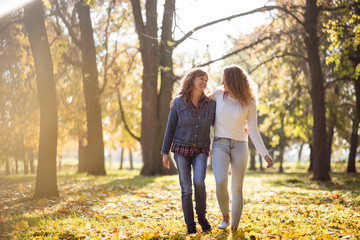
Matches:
[193,75,208,92]
[221,76,228,91]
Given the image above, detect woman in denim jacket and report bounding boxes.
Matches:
[161,68,216,234]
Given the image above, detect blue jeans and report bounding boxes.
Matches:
[174,153,208,229]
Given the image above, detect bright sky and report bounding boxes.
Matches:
[174,0,271,70]
[0,0,34,18]
[1,0,270,70]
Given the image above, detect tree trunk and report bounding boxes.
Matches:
[326,85,338,172]
[77,1,106,175]
[259,154,264,171]
[347,39,360,173]
[119,147,124,170]
[24,0,59,198]
[5,158,10,175]
[278,147,284,173]
[129,148,133,170]
[29,151,35,174]
[308,144,314,172]
[304,0,330,181]
[298,143,304,163]
[356,78,360,121]
[108,153,112,167]
[15,156,18,174]
[58,154,62,172]
[24,151,29,174]
[78,136,87,173]
[138,0,160,176]
[326,119,335,172]
[131,0,177,176]
[19,134,28,174]
[154,0,178,175]
[347,112,358,173]
[249,146,256,170]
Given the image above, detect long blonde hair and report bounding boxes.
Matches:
[178,68,210,104]
[222,64,257,107]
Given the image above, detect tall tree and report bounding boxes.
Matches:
[303,0,330,180]
[77,0,106,175]
[228,0,332,180]
[24,0,59,198]
[325,0,359,173]
[130,0,177,175]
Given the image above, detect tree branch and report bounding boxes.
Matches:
[249,54,282,74]
[161,0,175,44]
[62,53,82,67]
[100,0,115,95]
[174,5,309,47]
[0,19,23,34]
[195,35,271,67]
[130,0,145,48]
[324,77,353,89]
[175,6,282,47]
[249,51,308,74]
[54,0,81,48]
[320,3,357,12]
[276,6,305,27]
[116,90,141,142]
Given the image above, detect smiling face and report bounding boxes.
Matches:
[193,75,208,93]
[221,75,229,92]
[179,68,210,104]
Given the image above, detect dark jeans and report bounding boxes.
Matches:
[174,153,208,229]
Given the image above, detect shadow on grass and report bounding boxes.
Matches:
[246,170,360,193]
[101,175,158,193]
[0,173,164,239]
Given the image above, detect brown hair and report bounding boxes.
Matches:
[178,68,210,104]
[222,64,257,107]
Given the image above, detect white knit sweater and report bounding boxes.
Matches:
[211,89,269,158]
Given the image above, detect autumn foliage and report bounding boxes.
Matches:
[1,164,359,239]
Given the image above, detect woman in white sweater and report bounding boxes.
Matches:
[211,64,273,231]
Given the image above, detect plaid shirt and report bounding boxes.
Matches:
[171,144,209,157]
[171,98,209,157]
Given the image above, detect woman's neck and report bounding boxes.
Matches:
[225,89,235,98]
[190,90,203,105]
[229,92,236,98]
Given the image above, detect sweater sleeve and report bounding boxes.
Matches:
[247,101,269,158]
[209,90,217,100]
[210,89,222,100]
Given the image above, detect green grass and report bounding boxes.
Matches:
[0,162,359,239]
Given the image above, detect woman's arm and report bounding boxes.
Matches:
[247,101,273,168]
[209,89,220,100]
[161,102,178,155]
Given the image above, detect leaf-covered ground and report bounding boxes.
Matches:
[0,163,359,239]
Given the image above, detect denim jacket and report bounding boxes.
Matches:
[161,95,216,154]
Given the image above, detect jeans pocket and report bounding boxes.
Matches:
[214,137,223,142]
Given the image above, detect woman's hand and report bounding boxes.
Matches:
[170,101,174,109]
[162,154,171,170]
[264,155,273,168]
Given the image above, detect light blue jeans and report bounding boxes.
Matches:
[212,137,248,229]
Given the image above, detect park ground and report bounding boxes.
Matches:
[0,162,360,239]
